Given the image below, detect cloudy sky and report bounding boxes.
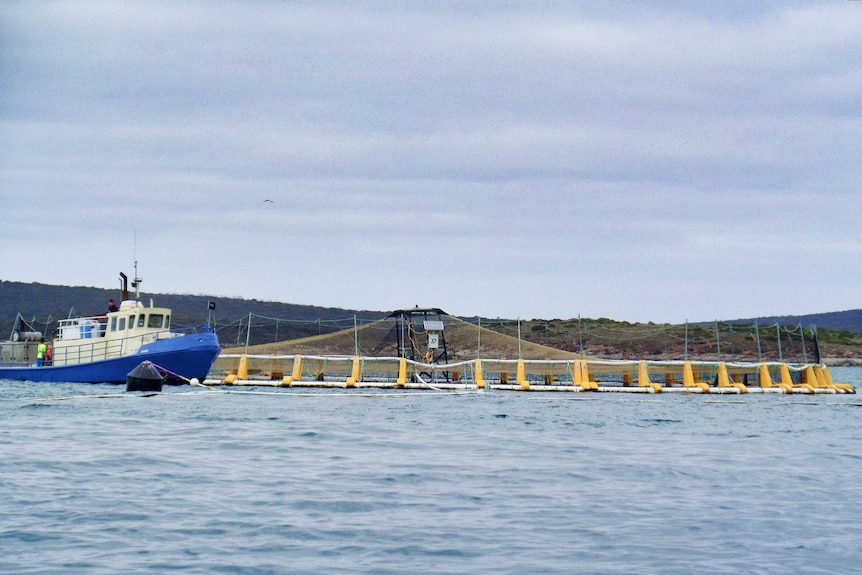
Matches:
[2,2,861,323]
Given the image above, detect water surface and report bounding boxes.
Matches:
[2,368,861,574]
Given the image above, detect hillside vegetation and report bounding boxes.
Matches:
[3,279,861,363]
[0,279,384,341]
[225,315,578,360]
[225,314,862,364]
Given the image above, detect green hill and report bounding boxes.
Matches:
[2,278,861,362]
[0,278,385,344]
[729,310,862,334]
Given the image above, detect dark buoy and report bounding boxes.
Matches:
[126,361,165,392]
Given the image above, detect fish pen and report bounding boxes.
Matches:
[208,354,854,394]
[214,311,833,364]
[205,309,854,393]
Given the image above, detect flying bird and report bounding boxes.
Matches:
[263,199,273,203]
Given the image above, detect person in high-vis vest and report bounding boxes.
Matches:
[37,338,47,367]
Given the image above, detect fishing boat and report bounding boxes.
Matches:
[0,273,220,384]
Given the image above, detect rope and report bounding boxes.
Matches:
[411,372,482,394]
[144,361,222,391]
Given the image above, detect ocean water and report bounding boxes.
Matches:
[2,369,861,575]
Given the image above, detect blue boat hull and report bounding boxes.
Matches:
[0,332,220,384]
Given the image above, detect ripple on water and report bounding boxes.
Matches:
[1,376,862,574]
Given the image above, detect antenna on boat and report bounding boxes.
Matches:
[132,259,142,301]
[206,300,217,333]
[131,230,142,300]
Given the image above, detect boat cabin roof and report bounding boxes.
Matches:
[54,300,173,343]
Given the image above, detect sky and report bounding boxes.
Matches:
[2,1,861,324]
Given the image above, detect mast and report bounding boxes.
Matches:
[132,231,142,300]
[132,259,142,300]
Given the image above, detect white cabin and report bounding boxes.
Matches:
[52,300,176,366]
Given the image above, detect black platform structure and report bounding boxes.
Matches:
[388,307,450,382]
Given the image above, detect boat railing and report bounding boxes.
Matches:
[1,324,203,368]
[0,359,38,368]
[171,326,207,336]
[51,328,183,366]
[52,338,123,365]
[56,315,110,340]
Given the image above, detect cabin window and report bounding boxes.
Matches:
[118,318,126,331]
[165,315,170,328]
[110,317,117,332]
[138,315,146,328]
[129,315,136,330]
[148,314,164,329]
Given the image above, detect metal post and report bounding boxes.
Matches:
[776,324,783,362]
[813,326,822,364]
[800,324,807,364]
[714,320,721,361]
[245,312,252,354]
[477,317,482,358]
[517,318,522,359]
[578,315,584,360]
[684,320,689,361]
[354,315,359,356]
[754,321,762,362]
